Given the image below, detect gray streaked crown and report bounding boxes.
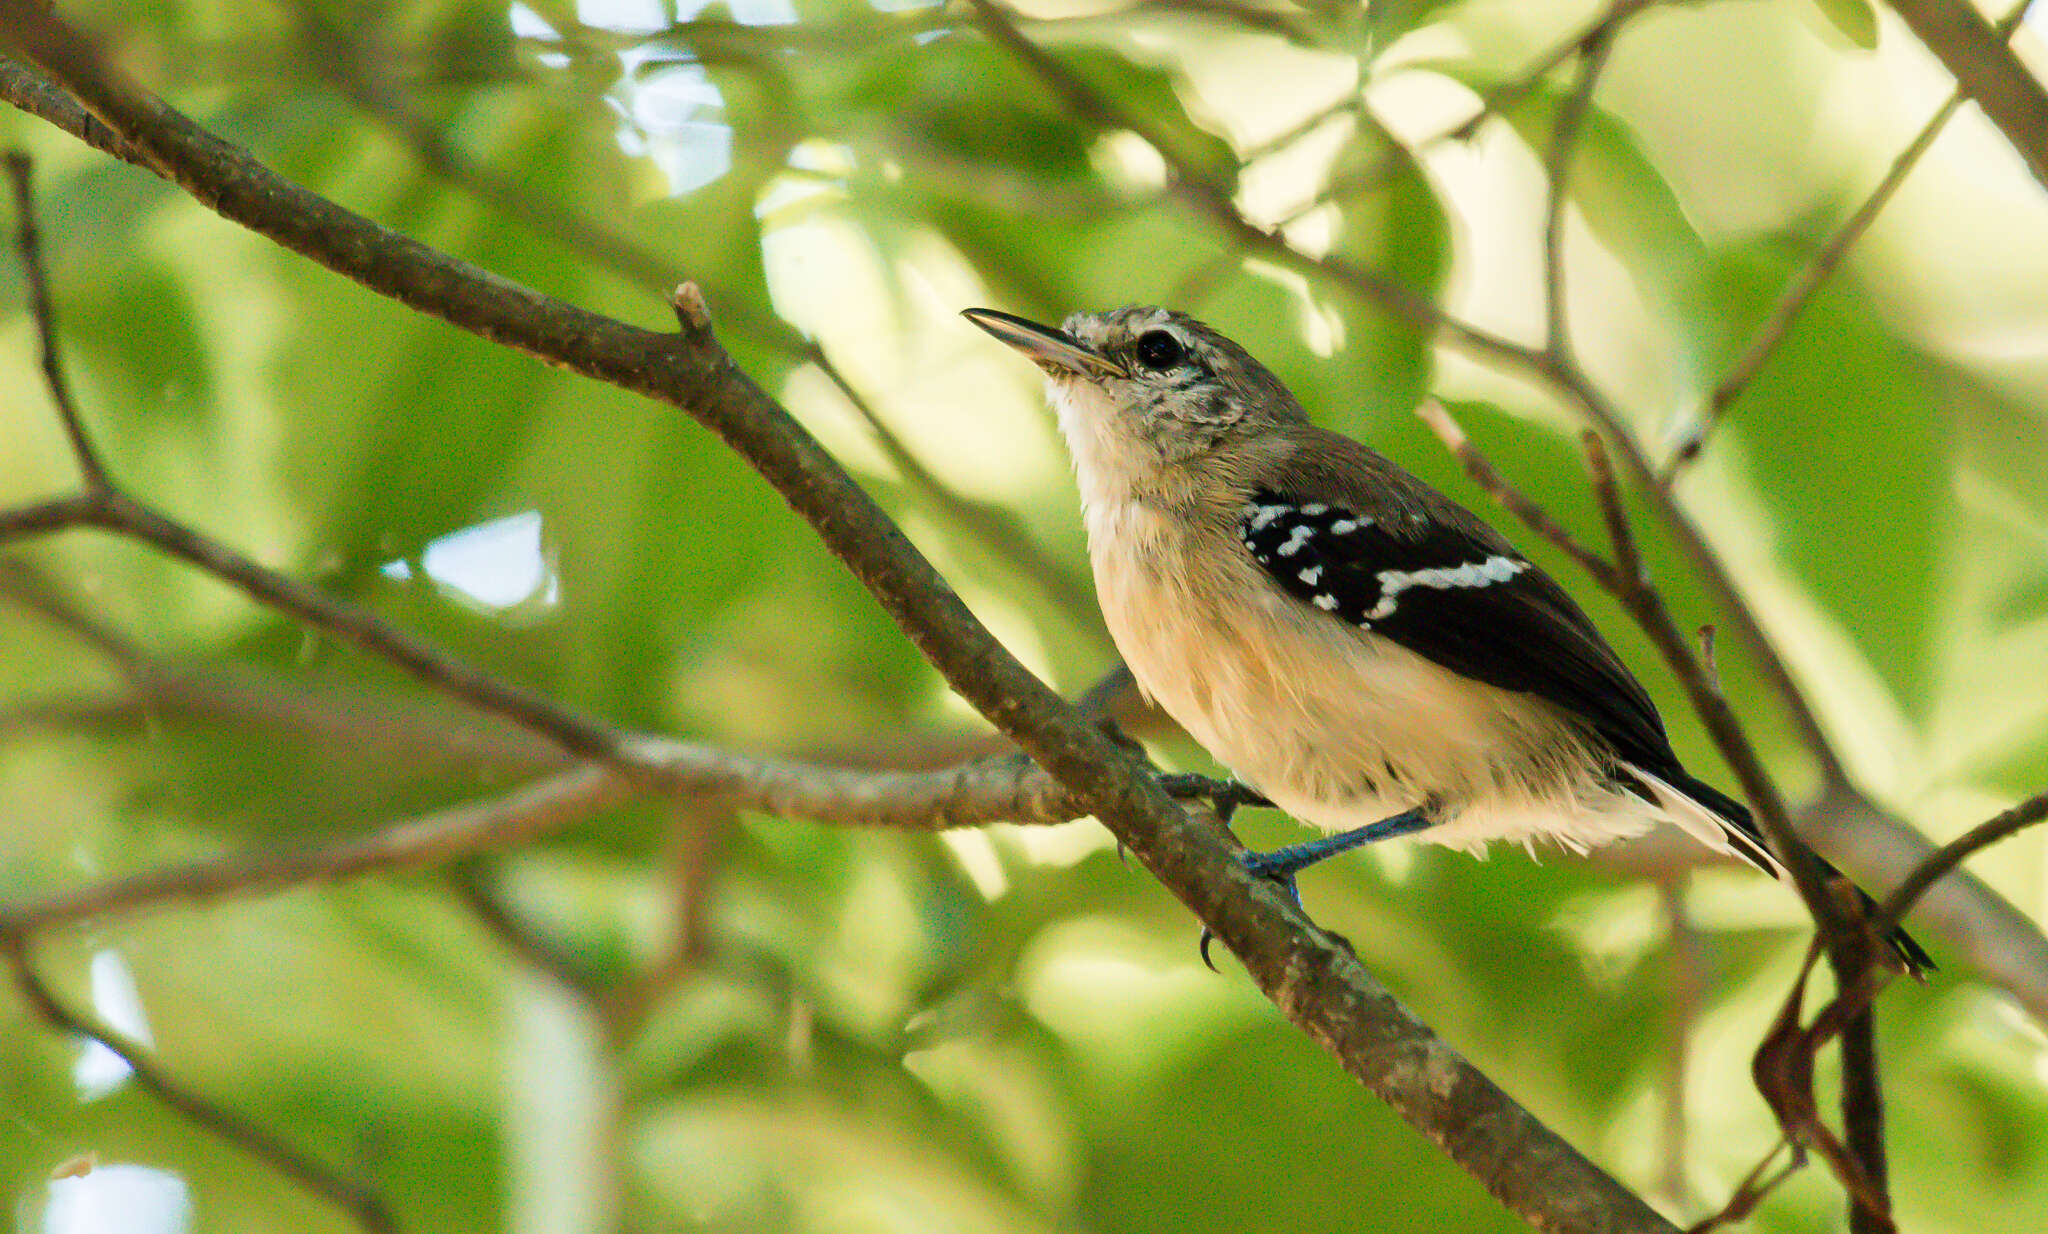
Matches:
[1059,305,1311,441]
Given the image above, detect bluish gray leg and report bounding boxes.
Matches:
[1200,808,1433,972]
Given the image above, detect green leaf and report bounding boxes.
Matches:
[1805,0,1880,49]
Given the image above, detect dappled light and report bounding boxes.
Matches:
[2,0,2048,1232]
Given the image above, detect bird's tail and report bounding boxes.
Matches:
[1656,768,1934,978]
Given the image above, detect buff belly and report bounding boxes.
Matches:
[1093,530,1664,857]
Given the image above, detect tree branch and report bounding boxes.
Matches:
[1419,405,1893,1219]
[1542,17,1617,355]
[1665,0,2036,477]
[1871,784,2048,941]
[0,737,1096,938]
[1885,0,2048,195]
[1416,400,1619,589]
[4,486,628,759]
[5,937,399,1234]
[4,151,105,487]
[0,22,1680,1228]
[1664,87,1967,476]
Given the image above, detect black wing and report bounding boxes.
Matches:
[1237,490,1679,776]
[1237,482,1934,974]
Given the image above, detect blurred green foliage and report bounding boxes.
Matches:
[5,1,2048,1232]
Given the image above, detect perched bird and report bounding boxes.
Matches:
[963,303,1930,975]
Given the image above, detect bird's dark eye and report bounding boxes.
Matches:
[1134,330,1185,370]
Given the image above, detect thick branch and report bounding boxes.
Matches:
[0,23,1678,1228]
[0,738,1093,936]
[1886,0,2048,195]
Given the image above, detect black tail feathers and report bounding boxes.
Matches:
[1666,771,1934,978]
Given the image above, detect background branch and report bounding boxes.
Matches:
[0,17,1682,1230]
[4,152,104,488]
[5,938,400,1234]
[1885,0,2048,194]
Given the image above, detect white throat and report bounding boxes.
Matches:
[1048,377,1166,539]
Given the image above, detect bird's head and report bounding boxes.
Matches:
[964,305,1308,499]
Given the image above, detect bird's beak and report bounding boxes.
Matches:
[962,308,1127,380]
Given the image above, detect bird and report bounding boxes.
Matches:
[962,303,1931,976]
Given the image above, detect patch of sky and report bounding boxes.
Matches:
[73,950,150,1101]
[385,511,559,612]
[508,1,570,67]
[42,1166,190,1234]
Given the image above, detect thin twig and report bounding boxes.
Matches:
[1540,362,1851,920]
[603,801,729,1038]
[1871,785,2048,942]
[1576,429,1830,902]
[1686,1139,1802,1234]
[1584,420,1889,1216]
[312,25,1100,630]
[1291,0,1654,224]
[5,151,106,487]
[1438,399,1897,1211]
[1555,0,2032,789]
[22,490,627,759]
[1664,88,1969,477]
[1448,0,1657,145]
[5,937,400,1233]
[1414,401,1618,587]
[1829,885,1893,1234]
[0,767,632,936]
[1657,873,1701,1210]
[451,863,605,1000]
[0,140,627,763]
[1758,781,2048,1227]
[0,490,103,541]
[961,0,1538,369]
[1542,19,1618,354]
[811,355,1102,627]
[1748,939,1896,1226]
[1469,409,1886,1214]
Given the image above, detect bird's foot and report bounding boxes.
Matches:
[1195,808,1433,972]
[1112,773,1274,867]
[1157,773,1273,824]
[1199,852,1304,972]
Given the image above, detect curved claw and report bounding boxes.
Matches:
[1196,855,1306,973]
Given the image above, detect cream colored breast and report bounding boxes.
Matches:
[1084,500,1585,833]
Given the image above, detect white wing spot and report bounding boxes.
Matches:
[1365,555,1527,621]
[1312,593,1339,611]
[1298,565,1322,585]
[1276,523,1315,557]
[1301,503,1329,516]
[1329,518,1365,535]
[1246,503,1291,531]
